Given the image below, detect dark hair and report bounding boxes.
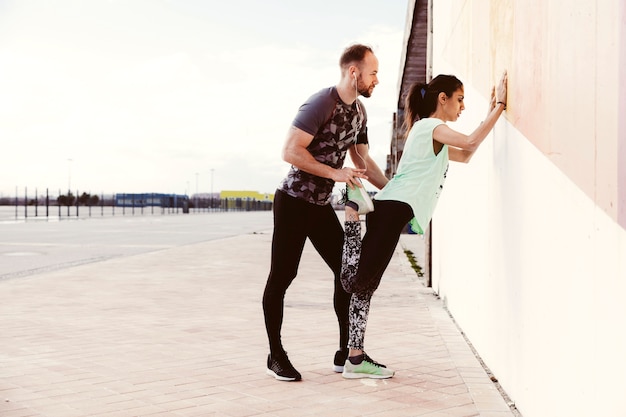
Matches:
[403,74,463,132]
[339,44,374,69]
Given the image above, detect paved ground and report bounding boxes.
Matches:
[0,212,516,417]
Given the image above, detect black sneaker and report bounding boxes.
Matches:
[333,348,349,373]
[266,353,302,381]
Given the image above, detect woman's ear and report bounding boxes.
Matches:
[438,92,447,105]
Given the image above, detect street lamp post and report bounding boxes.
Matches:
[67,158,73,216]
[210,168,215,210]
[195,172,199,212]
[67,158,73,194]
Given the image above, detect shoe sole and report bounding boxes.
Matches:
[347,179,374,214]
[333,365,344,373]
[266,368,300,381]
[353,186,374,214]
[342,371,394,379]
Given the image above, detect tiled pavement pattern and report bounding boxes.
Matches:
[1,227,517,417]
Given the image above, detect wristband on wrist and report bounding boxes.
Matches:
[497,101,506,110]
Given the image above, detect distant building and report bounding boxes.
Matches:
[192,192,220,200]
[218,190,273,211]
[220,190,273,202]
[114,193,188,208]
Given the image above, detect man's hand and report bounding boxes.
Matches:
[334,167,368,188]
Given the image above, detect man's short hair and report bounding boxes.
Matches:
[339,44,374,68]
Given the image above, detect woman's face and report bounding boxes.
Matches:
[442,87,465,122]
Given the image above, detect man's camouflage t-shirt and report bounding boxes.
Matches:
[278,86,368,205]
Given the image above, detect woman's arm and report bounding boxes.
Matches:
[448,146,475,163]
[435,72,507,162]
[435,102,505,152]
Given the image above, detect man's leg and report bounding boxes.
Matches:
[262,191,308,381]
[308,204,350,369]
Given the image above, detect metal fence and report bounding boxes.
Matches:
[0,188,272,222]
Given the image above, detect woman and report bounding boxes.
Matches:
[340,72,508,379]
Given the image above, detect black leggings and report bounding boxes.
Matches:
[341,199,414,350]
[342,199,414,293]
[262,190,351,356]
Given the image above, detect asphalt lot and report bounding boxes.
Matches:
[0,207,274,281]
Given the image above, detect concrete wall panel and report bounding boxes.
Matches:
[433,0,623,227]
[617,0,626,229]
[427,1,626,416]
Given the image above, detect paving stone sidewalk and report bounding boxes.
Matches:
[0,228,515,417]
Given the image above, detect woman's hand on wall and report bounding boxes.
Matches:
[496,70,508,106]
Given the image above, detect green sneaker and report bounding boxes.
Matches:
[342,355,394,379]
[346,178,374,215]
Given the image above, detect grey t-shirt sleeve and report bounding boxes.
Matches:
[291,87,335,136]
[291,87,369,145]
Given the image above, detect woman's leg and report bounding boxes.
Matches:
[353,200,414,293]
[343,200,414,356]
[340,219,361,293]
[343,288,394,379]
[347,289,374,351]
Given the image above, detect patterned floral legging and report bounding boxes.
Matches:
[341,199,414,350]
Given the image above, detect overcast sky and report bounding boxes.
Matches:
[0,0,408,197]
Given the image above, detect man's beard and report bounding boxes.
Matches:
[358,85,372,98]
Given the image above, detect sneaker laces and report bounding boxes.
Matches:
[363,352,386,368]
[338,187,348,205]
[269,353,300,377]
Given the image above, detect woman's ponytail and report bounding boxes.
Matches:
[403,82,429,133]
[403,75,463,135]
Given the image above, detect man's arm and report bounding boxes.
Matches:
[349,143,389,190]
[283,126,367,187]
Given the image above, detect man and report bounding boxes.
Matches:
[262,44,388,381]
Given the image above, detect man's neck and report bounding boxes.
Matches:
[335,81,357,105]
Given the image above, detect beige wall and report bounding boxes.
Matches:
[426,1,626,416]
[617,0,626,226]
[436,0,624,229]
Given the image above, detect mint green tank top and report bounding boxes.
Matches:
[375,118,448,234]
